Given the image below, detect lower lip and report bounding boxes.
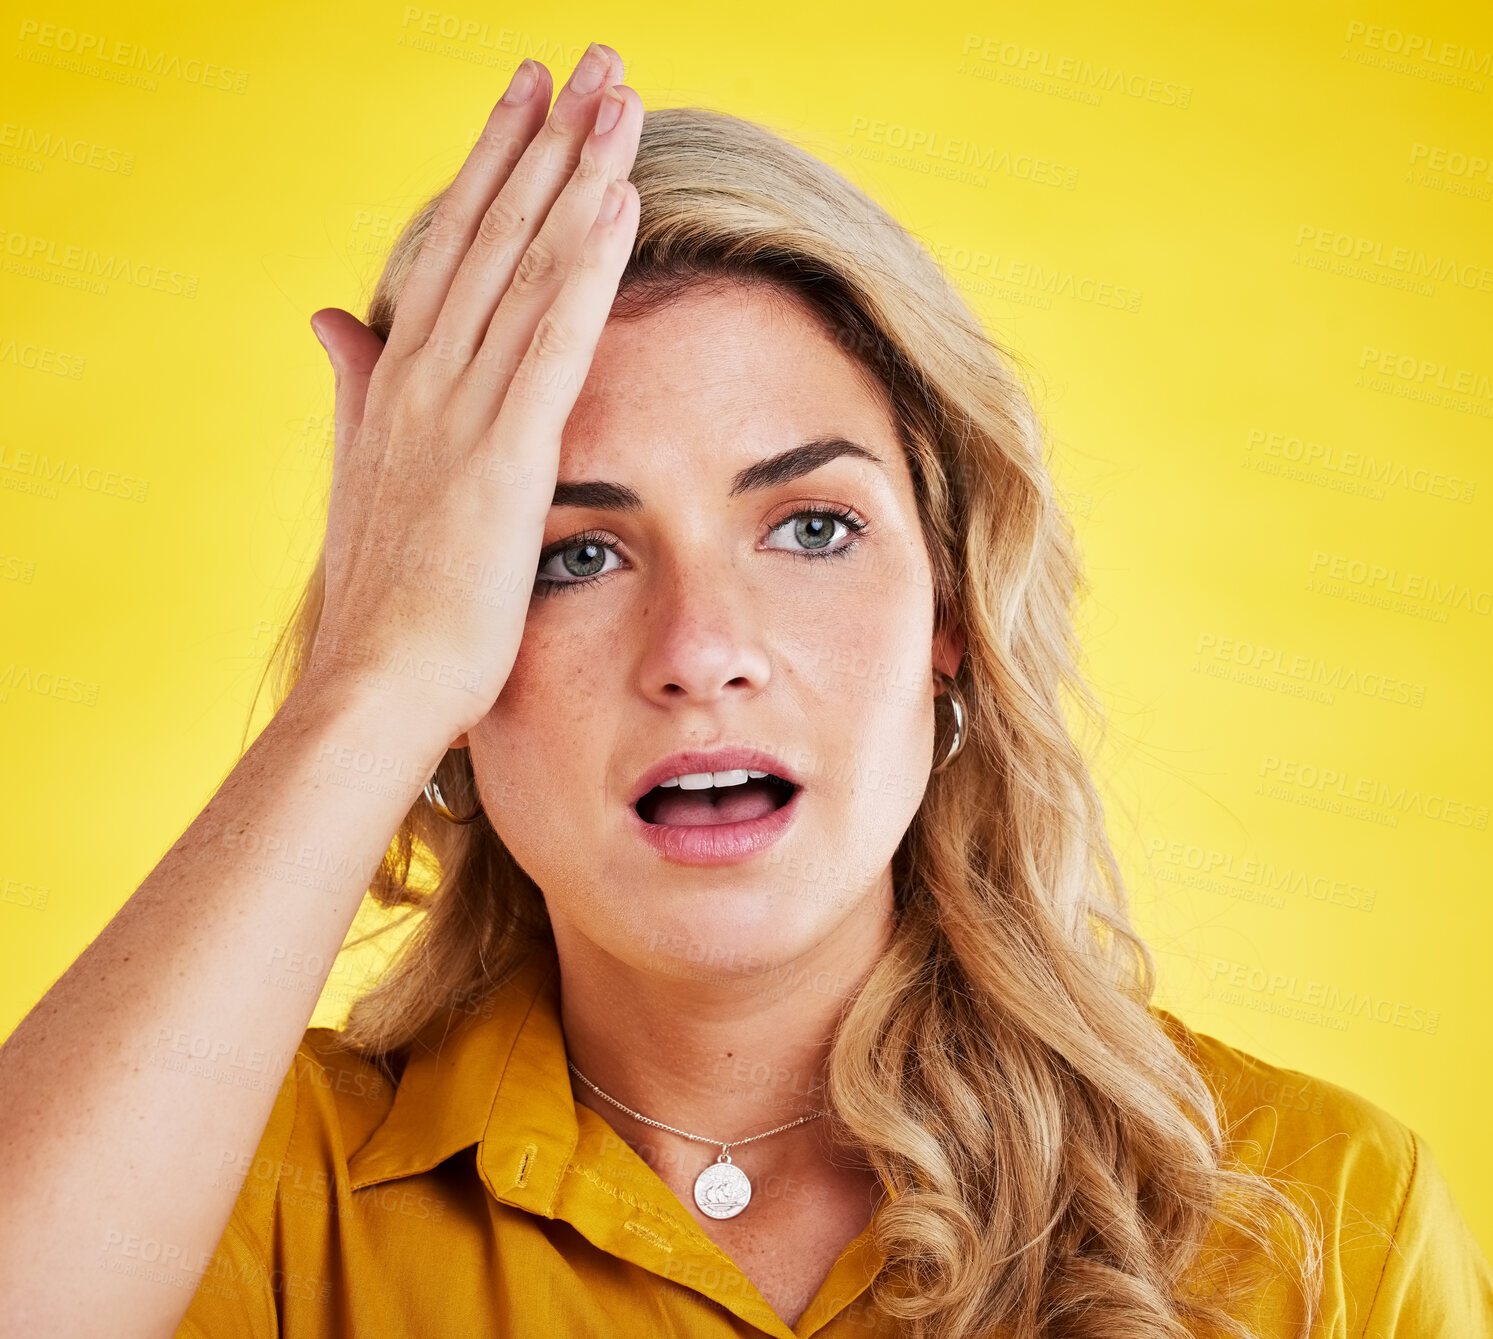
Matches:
[626,785,803,866]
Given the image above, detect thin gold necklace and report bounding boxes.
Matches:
[567,1060,828,1220]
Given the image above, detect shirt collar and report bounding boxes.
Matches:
[344,940,891,1338]
[346,940,571,1202]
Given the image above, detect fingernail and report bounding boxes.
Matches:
[593,85,624,136]
[501,58,538,105]
[597,43,624,80]
[568,43,606,94]
[310,317,329,352]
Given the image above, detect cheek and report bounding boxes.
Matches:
[468,622,616,834]
[793,562,934,710]
[499,607,631,721]
[788,562,938,815]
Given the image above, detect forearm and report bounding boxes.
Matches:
[0,681,449,1337]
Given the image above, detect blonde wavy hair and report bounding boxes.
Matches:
[254,106,1324,1339]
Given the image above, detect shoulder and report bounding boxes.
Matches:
[280,1024,400,1164]
[218,1025,399,1257]
[175,1026,404,1338]
[1152,1006,1414,1180]
[1151,1007,1493,1337]
[295,1025,401,1119]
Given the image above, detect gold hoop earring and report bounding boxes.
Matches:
[931,669,968,774]
[424,764,483,825]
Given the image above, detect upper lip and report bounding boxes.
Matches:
[629,747,804,807]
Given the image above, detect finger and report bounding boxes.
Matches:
[384,43,621,368]
[475,177,638,504]
[456,85,642,423]
[418,48,631,375]
[380,62,554,366]
[310,308,384,452]
[310,307,387,617]
[596,43,623,81]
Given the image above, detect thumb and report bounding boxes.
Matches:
[310,307,385,448]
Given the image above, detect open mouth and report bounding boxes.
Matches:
[634,773,799,826]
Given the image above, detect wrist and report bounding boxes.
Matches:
[279,672,459,787]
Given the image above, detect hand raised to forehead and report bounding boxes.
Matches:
[304,43,641,747]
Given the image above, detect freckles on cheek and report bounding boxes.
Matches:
[489,627,551,711]
[796,579,923,670]
[793,578,933,756]
[473,626,606,839]
[488,623,612,749]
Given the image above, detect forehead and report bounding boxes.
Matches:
[560,279,898,474]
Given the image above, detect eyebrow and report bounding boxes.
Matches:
[549,436,885,511]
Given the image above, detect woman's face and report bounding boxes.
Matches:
[460,279,962,983]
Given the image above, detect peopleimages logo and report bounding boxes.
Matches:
[1258,754,1489,830]
[1358,347,1493,401]
[1146,835,1379,913]
[1206,955,1440,1034]
[1409,142,1493,182]
[958,33,1193,108]
[1296,225,1493,294]
[1193,631,1428,707]
[1308,551,1493,617]
[1343,20,1491,75]
[0,227,198,299]
[0,442,149,501]
[847,116,1078,189]
[1245,427,1475,503]
[0,120,135,175]
[15,19,249,93]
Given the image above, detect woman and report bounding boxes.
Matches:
[1,40,1488,1339]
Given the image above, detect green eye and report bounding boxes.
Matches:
[534,531,621,595]
[764,508,867,557]
[550,541,610,579]
[533,505,870,600]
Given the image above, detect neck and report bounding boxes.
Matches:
[552,877,896,1189]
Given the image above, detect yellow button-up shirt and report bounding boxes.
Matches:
[175,943,1493,1337]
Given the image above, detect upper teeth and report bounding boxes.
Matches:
[659,768,771,789]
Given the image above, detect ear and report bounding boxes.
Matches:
[932,619,966,685]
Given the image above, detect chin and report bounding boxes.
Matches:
[619,887,875,993]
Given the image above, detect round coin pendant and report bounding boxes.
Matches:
[693,1154,752,1220]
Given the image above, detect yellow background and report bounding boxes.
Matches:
[2,0,1489,1258]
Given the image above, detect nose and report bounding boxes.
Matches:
[634,553,772,706]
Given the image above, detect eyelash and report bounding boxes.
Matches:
[533,506,870,598]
